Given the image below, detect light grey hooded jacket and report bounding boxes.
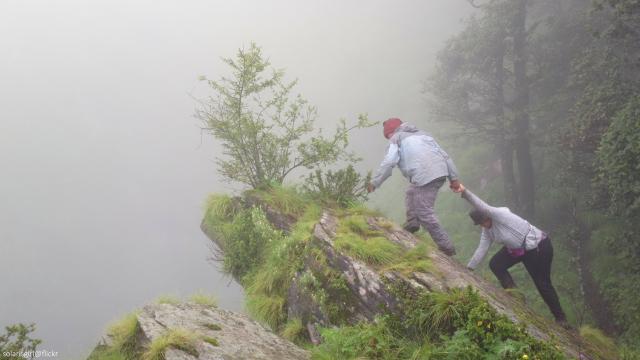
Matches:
[463,189,546,269]
[371,123,459,189]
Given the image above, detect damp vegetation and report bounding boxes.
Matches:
[88,312,139,360]
[311,287,569,360]
[199,184,611,359]
[154,294,181,306]
[188,291,218,307]
[202,185,443,333]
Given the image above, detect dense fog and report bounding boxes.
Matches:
[0,1,474,357]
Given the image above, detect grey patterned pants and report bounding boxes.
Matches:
[405,178,456,255]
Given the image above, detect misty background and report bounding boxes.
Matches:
[0,1,474,357]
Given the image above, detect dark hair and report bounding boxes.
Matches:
[469,209,488,225]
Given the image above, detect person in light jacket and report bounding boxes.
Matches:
[367,118,460,256]
[458,184,568,325]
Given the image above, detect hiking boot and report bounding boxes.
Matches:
[440,247,457,256]
[403,221,420,233]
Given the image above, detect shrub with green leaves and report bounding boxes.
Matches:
[311,315,421,360]
[303,165,372,207]
[221,206,284,279]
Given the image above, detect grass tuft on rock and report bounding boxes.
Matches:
[106,312,140,358]
[333,215,402,266]
[202,323,222,331]
[382,244,434,276]
[281,318,307,345]
[579,325,619,360]
[203,194,238,223]
[142,328,199,360]
[87,348,129,360]
[334,233,401,265]
[245,293,287,330]
[247,185,308,217]
[201,336,220,347]
[155,294,181,305]
[189,291,218,307]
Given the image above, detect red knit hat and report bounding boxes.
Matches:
[383,118,402,139]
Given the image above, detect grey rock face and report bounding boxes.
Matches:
[95,303,309,360]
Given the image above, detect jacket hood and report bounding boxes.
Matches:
[396,123,419,133]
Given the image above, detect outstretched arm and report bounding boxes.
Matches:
[461,188,500,219]
[369,143,400,190]
[467,229,492,270]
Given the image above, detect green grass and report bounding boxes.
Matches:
[154,294,181,305]
[106,312,140,358]
[334,233,402,265]
[201,336,220,347]
[202,323,222,331]
[241,203,322,330]
[245,293,287,330]
[382,244,434,276]
[87,347,128,360]
[189,291,218,307]
[311,316,423,360]
[336,203,382,217]
[248,185,308,217]
[341,215,383,237]
[505,288,527,304]
[203,194,238,226]
[280,318,307,344]
[579,325,619,360]
[142,328,199,360]
[334,214,402,266]
[377,218,397,231]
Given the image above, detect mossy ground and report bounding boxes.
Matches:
[203,186,441,334]
[579,325,619,360]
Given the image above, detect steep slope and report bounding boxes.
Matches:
[201,188,610,360]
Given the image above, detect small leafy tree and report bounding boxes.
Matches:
[302,165,371,206]
[196,43,375,189]
[0,323,41,360]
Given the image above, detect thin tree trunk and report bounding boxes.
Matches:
[494,30,519,209]
[511,0,535,218]
[570,201,620,335]
[500,141,519,209]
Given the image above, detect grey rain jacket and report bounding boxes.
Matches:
[371,123,459,189]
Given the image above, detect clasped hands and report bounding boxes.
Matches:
[449,180,465,193]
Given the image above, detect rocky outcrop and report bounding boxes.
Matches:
[90,303,309,360]
[202,196,606,360]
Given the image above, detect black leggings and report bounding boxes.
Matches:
[489,238,567,321]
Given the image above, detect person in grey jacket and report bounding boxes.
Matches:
[367,118,460,256]
[458,184,568,325]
